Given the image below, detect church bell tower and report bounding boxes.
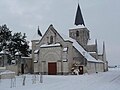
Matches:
[69,4,90,47]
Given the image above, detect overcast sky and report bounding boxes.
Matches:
[0,0,120,65]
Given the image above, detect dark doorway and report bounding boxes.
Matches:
[79,66,83,75]
[48,62,57,75]
[21,64,24,74]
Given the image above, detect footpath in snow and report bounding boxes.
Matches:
[0,68,120,90]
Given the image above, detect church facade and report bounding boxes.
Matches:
[31,4,108,75]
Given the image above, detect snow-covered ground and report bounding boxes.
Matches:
[0,68,120,90]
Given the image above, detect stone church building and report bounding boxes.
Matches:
[31,4,108,75]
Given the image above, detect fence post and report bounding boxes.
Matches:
[22,75,26,86]
[40,73,43,83]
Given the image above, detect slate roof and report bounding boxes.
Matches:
[74,4,85,26]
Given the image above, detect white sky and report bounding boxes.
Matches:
[0,0,120,65]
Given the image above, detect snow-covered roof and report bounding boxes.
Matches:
[89,52,97,54]
[69,25,86,29]
[97,59,103,63]
[34,60,38,63]
[87,39,95,45]
[40,43,61,48]
[72,39,98,62]
[34,49,39,54]
[63,48,68,52]
[62,59,67,62]
[0,70,15,75]
[35,41,40,45]
[60,33,102,63]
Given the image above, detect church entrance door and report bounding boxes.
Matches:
[21,64,24,74]
[48,62,57,75]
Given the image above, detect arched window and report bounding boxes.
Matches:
[50,36,53,44]
[76,31,79,37]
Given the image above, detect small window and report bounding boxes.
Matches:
[76,31,79,37]
[50,36,53,44]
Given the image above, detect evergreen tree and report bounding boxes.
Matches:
[0,24,30,64]
[0,24,12,50]
[11,32,30,57]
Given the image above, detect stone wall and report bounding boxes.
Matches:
[6,65,18,75]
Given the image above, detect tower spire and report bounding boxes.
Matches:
[103,41,106,56]
[74,3,85,26]
[102,41,107,61]
[37,26,42,37]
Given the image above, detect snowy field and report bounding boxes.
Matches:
[0,68,120,90]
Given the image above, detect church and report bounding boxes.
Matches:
[31,4,108,75]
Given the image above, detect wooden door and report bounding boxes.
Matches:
[21,64,24,74]
[79,66,83,75]
[48,62,57,75]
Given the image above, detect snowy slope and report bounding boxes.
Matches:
[0,68,120,90]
